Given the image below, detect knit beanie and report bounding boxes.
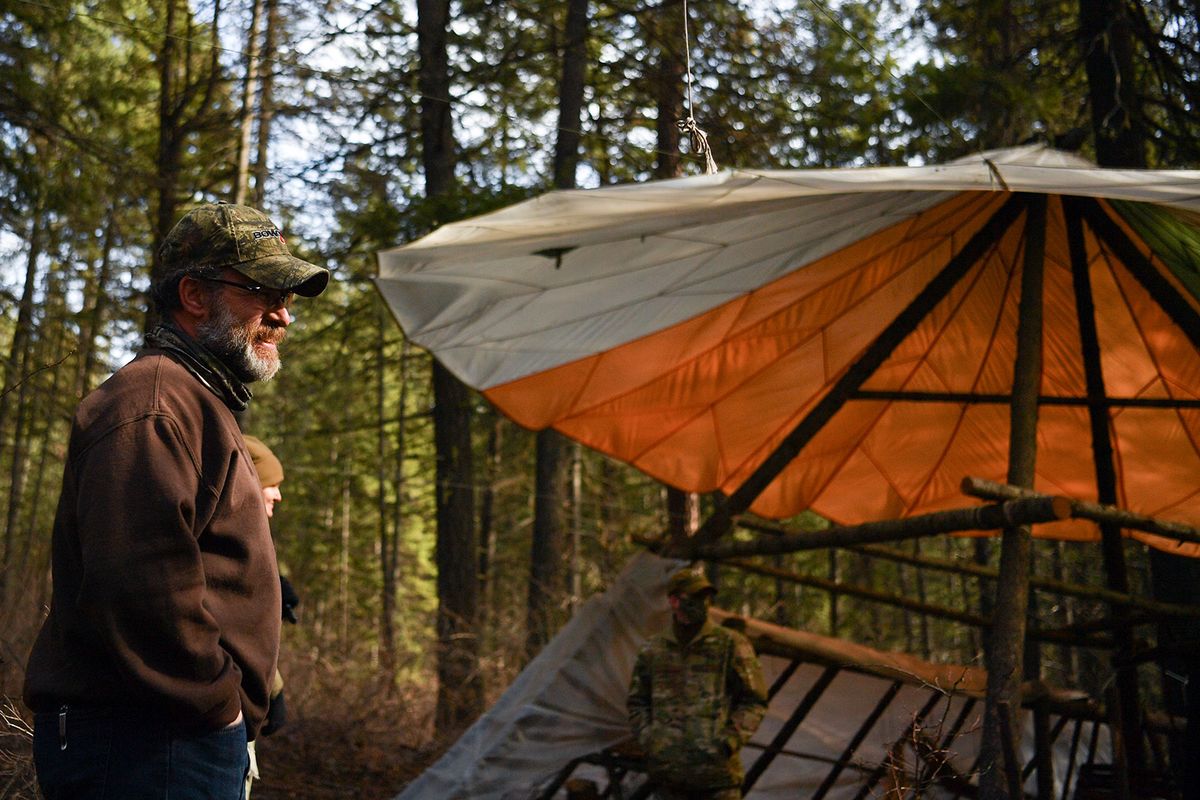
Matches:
[244,434,284,487]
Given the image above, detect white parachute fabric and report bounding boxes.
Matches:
[376,145,1200,391]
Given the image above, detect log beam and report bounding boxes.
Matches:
[680,496,1070,561]
[849,542,1200,620]
[961,477,1200,547]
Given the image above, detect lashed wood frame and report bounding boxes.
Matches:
[648,193,1200,798]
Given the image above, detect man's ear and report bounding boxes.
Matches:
[177,275,212,321]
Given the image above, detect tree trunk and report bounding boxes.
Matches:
[1080,0,1146,168]
[418,0,482,734]
[552,0,589,189]
[75,206,117,399]
[388,339,412,682]
[569,443,582,612]
[153,0,184,290]
[431,360,481,732]
[912,539,932,659]
[527,0,591,661]
[650,0,684,179]
[252,0,279,207]
[1,212,44,575]
[1079,6,1151,785]
[377,307,395,669]
[232,0,264,204]
[152,0,225,302]
[528,429,567,660]
[478,415,501,629]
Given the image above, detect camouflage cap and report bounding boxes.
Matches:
[159,203,329,296]
[667,568,715,597]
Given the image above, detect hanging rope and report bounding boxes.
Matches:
[677,0,719,174]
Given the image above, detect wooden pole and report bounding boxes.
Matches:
[981,193,1045,800]
[846,542,1200,620]
[996,701,1026,798]
[961,476,1200,547]
[681,496,1070,560]
[1066,196,1144,786]
[1033,697,1055,800]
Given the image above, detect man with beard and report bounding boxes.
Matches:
[627,568,768,800]
[23,203,328,800]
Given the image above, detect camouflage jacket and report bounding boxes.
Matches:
[627,620,768,790]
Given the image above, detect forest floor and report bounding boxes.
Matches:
[250,700,441,799]
[0,674,452,799]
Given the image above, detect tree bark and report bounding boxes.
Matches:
[75,206,117,398]
[417,0,482,734]
[232,0,264,204]
[151,0,225,332]
[377,307,395,669]
[650,0,684,179]
[528,429,567,660]
[527,0,591,660]
[1080,0,1146,168]
[1,212,44,575]
[431,360,481,732]
[552,0,589,189]
[252,0,279,207]
[478,415,500,628]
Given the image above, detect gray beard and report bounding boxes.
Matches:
[196,299,281,383]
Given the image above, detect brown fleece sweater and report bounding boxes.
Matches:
[24,349,280,739]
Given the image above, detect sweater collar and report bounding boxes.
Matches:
[143,323,253,412]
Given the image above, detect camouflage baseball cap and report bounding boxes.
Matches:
[159,203,329,296]
[667,568,715,597]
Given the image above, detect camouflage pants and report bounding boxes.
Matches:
[654,788,741,800]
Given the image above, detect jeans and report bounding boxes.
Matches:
[33,705,250,800]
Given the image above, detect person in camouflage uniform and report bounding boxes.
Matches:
[627,569,768,800]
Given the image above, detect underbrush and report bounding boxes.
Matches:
[0,648,448,800]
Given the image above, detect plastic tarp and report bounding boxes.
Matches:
[394,553,1109,799]
[376,146,1200,551]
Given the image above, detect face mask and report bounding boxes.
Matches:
[675,593,710,626]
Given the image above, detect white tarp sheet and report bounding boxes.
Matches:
[377,145,1200,391]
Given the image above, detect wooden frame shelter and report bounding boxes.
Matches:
[536,604,1173,800]
[378,148,1200,799]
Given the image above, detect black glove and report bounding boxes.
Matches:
[280,575,300,624]
[261,690,287,736]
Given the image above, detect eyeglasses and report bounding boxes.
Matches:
[199,277,294,310]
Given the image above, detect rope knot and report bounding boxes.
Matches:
[677,117,718,175]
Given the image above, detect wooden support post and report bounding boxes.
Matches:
[981,193,1045,800]
[996,702,1026,799]
[1033,697,1055,800]
[1106,684,1132,800]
